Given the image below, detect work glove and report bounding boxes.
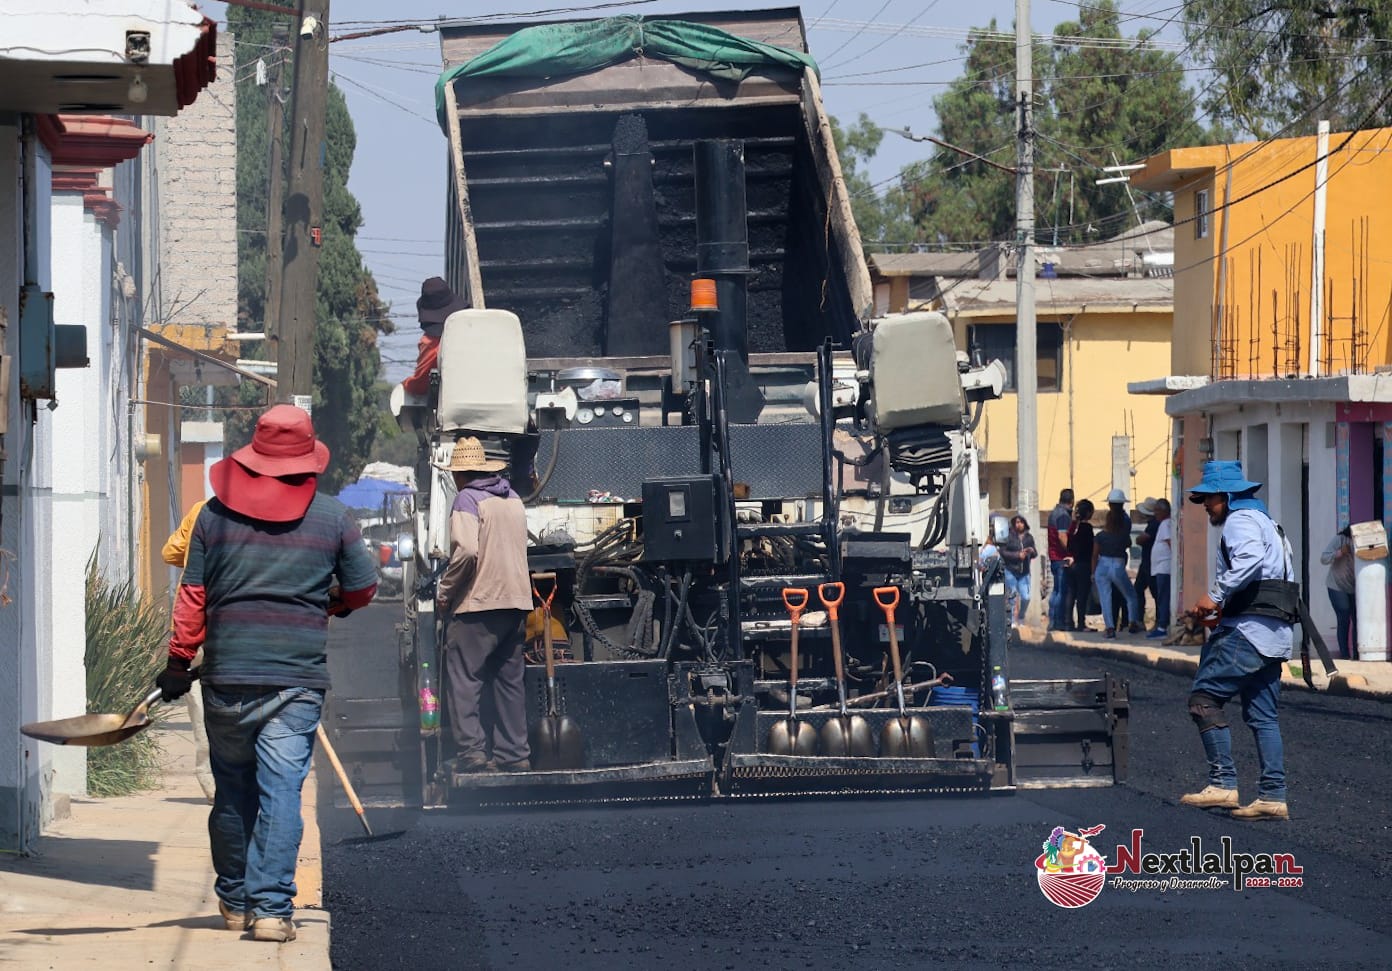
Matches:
[156,656,194,702]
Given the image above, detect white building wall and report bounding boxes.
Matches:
[1208,402,1340,643]
[45,193,114,796]
[0,119,26,850]
[1,125,56,849]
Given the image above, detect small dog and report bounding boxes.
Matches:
[1163,610,1208,646]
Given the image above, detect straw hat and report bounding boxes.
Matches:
[210,404,329,522]
[1136,497,1159,517]
[437,436,506,474]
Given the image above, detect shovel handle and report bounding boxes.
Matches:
[873,585,900,624]
[781,586,809,621]
[817,582,844,619]
[531,572,557,609]
[316,723,373,837]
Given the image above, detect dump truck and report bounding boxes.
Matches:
[326,7,1129,808]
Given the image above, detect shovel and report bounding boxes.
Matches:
[873,586,934,758]
[817,582,875,757]
[20,668,200,747]
[767,587,818,756]
[528,573,584,771]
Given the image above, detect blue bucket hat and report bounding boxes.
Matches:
[1187,460,1262,504]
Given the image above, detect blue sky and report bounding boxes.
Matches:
[201,1,1188,379]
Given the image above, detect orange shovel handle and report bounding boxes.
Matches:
[531,572,557,610]
[817,582,845,620]
[873,585,900,624]
[782,586,809,622]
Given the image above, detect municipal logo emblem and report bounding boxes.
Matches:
[1035,824,1107,908]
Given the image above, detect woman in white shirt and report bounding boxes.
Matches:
[1146,499,1173,639]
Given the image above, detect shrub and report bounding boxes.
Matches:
[84,556,171,797]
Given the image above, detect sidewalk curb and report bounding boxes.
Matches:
[1020,627,1392,703]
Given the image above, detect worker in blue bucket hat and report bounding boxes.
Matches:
[1179,460,1295,820]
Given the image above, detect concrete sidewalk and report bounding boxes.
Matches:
[0,722,329,969]
[1019,622,1392,700]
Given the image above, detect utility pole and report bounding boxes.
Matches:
[1015,0,1040,606]
[275,0,330,406]
[263,23,289,341]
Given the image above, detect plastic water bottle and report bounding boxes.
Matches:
[991,666,1008,711]
[419,663,440,733]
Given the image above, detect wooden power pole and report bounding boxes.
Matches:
[1014,0,1038,528]
[263,23,289,341]
[275,0,330,406]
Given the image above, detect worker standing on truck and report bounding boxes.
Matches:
[1180,460,1294,821]
[402,276,467,396]
[157,404,379,943]
[435,437,534,773]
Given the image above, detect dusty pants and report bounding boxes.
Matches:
[443,609,530,765]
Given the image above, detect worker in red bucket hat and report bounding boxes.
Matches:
[157,403,379,943]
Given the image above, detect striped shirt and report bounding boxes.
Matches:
[181,494,378,688]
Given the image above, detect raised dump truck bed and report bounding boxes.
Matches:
[438,7,872,357]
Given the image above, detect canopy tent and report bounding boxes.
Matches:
[336,477,413,517]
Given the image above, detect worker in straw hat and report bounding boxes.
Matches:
[158,404,379,942]
[434,437,534,773]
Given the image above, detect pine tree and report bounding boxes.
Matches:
[227,2,391,492]
[1184,0,1392,138]
[901,2,1203,247]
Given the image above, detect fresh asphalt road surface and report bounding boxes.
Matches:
[321,603,1392,970]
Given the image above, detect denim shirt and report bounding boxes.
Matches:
[1211,508,1295,660]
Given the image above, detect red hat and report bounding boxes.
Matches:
[209,405,330,522]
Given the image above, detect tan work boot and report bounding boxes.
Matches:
[218,899,248,931]
[1231,798,1290,820]
[1179,785,1239,809]
[251,916,297,943]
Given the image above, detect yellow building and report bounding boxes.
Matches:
[868,248,1177,521]
[1131,126,1392,655]
[942,277,1174,517]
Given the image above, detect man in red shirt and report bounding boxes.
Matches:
[402,277,467,396]
[157,405,378,943]
[1046,488,1075,631]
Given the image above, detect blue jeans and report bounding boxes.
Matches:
[1190,627,1286,802]
[203,685,324,918]
[1048,560,1069,627]
[1093,557,1137,631]
[1153,573,1171,631]
[1004,570,1030,622]
[1327,587,1357,659]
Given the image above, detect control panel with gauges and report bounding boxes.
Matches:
[574,396,642,427]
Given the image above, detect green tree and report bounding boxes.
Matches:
[903,2,1203,246]
[227,2,391,493]
[901,19,1023,246]
[1183,0,1392,138]
[829,113,914,249]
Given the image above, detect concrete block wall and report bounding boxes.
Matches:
[153,30,237,332]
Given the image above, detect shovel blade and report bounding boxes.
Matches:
[879,716,935,758]
[768,717,818,756]
[819,715,876,757]
[20,713,149,747]
[529,714,585,771]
